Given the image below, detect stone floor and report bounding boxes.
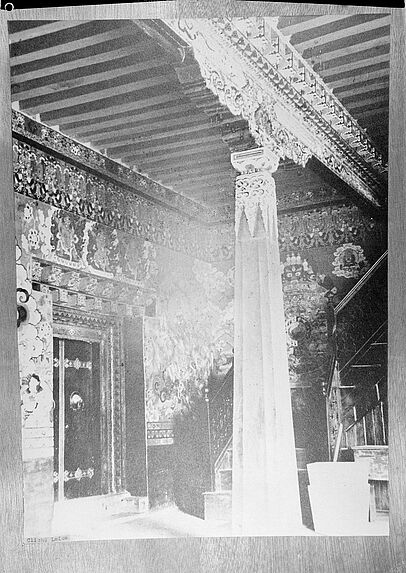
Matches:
[50,497,388,541]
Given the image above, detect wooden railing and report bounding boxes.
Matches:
[205,363,234,489]
[326,250,388,452]
[325,250,387,398]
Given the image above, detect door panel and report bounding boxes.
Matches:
[53,337,101,500]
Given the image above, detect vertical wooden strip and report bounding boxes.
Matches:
[0,13,22,539]
[388,7,406,565]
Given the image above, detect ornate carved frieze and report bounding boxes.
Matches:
[13,138,232,261]
[12,110,231,224]
[166,18,386,208]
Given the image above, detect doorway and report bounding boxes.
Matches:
[53,337,102,501]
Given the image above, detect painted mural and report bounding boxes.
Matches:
[15,194,159,292]
[13,136,230,262]
[281,254,329,390]
[332,243,370,279]
[16,243,53,447]
[144,248,234,424]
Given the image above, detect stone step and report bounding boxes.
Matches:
[203,491,231,521]
[217,468,232,491]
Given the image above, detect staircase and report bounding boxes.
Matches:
[326,250,388,452]
[204,250,388,524]
[326,250,388,517]
[204,364,312,524]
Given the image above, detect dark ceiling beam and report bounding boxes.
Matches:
[307,34,390,65]
[162,170,234,188]
[132,19,189,63]
[356,106,389,120]
[329,67,389,90]
[278,15,350,37]
[131,149,230,172]
[62,102,200,134]
[157,163,235,181]
[50,92,187,126]
[336,79,389,99]
[119,141,228,165]
[175,184,233,201]
[319,52,390,79]
[12,56,169,102]
[108,133,223,156]
[11,24,136,67]
[91,120,218,146]
[341,86,389,104]
[22,73,177,115]
[9,21,91,43]
[294,15,390,53]
[345,94,389,112]
[11,44,149,84]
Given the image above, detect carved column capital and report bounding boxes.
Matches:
[231,146,280,174]
[232,147,280,237]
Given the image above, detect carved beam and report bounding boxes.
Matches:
[165,18,387,208]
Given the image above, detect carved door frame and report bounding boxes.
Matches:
[52,307,125,497]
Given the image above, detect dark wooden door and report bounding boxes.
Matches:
[53,337,101,500]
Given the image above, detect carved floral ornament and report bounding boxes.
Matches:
[166,18,384,208]
[232,147,279,237]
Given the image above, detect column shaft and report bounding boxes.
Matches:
[231,147,302,536]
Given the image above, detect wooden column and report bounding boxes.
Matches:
[231,147,302,536]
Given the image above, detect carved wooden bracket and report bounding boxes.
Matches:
[165,18,387,208]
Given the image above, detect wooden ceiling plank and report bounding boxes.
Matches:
[325,62,389,86]
[295,15,390,53]
[319,53,390,79]
[356,107,389,119]
[309,34,390,65]
[23,74,177,115]
[160,166,234,181]
[167,173,234,189]
[12,57,169,102]
[330,68,389,90]
[119,141,228,164]
[91,119,216,145]
[11,43,153,84]
[278,15,351,37]
[11,23,136,67]
[336,79,389,98]
[62,104,201,135]
[156,164,235,180]
[346,94,389,110]
[9,21,91,43]
[44,92,184,125]
[130,148,230,170]
[107,133,223,155]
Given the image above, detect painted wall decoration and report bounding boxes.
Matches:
[17,243,53,450]
[332,243,370,279]
[16,194,159,294]
[278,205,383,252]
[13,137,231,262]
[281,254,329,390]
[12,109,231,225]
[144,248,234,425]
